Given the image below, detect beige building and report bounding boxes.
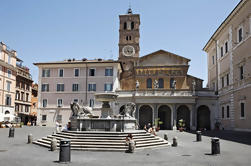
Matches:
[117,8,218,130]
[203,0,251,131]
[0,42,17,121]
[34,59,122,127]
[15,61,33,124]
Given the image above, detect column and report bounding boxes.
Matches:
[172,104,177,130]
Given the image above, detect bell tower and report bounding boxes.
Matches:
[118,8,140,71]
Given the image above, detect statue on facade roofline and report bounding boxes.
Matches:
[172,79,176,89]
[135,80,140,90]
[154,79,159,89]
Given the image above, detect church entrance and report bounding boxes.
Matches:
[177,105,190,130]
[197,105,211,130]
[139,105,153,129]
[158,105,171,130]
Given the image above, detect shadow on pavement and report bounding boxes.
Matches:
[186,130,251,145]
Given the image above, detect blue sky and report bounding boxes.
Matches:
[0,0,240,86]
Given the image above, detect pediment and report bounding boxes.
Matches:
[139,50,190,67]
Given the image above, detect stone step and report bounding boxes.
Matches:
[36,138,168,150]
[48,134,159,143]
[64,130,147,135]
[41,137,164,146]
[56,132,151,138]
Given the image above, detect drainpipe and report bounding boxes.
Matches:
[85,63,88,105]
[213,38,219,95]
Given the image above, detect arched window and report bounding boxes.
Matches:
[129,36,132,40]
[5,110,10,114]
[126,36,129,41]
[131,22,134,30]
[158,78,164,88]
[124,22,127,30]
[147,78,152,89]
[170,78,174,89]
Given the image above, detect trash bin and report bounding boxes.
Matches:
[211,137,220,155]
[9,127,15,138]
[59,139,71,163]
[196,131,202,142]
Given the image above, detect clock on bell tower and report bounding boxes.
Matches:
[118,8,140,71]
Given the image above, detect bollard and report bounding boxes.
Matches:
[51,137,57,151]
[9,127,15,138]
[128,140,135,153]
[59,139,71,163]
[172,137,177,147]
[196,131,202,142]
[211,137,220,155]
[164,134,168,141]
[28,134,33,144]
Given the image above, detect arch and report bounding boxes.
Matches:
[158,78,164,88]
[119,105,125,115]
[5,110,10,114]
[146,78,152,89]
[139,105,153,129]
[123,22,127,30]
[158,105,171,130]
[197,105,211,130]
[177,105,190,130]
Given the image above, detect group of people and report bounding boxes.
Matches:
[143,123,157,136]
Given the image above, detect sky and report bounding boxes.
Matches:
[0,0,240,86]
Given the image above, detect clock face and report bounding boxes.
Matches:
[122,45,135,56]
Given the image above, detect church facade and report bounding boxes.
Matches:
[116,8,218,130]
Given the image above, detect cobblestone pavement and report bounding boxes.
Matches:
[0,126,251,166]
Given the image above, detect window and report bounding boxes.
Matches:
[42,99,47,108]
[212,56,215,65]
[57,84,64,92]
[21,92,24,101]
[222,107,224,119]
[88,83,96,91]
[73,99,78,103]
[238,27,243,42]
[220,46,223,57]
[8,55,11,64]
[131,22,134,30]
[226,74,229,86]
[57,99,63,107]
[123,22,127,30]
[72,84,79,91]
[105,67,113,76]
[59,69,64,77]
[221,77,224,88]
[146,78,152,89]
[158,78,164,88]
[212,82,216,91]
[25,106,29,112]
[57,115,62,122]
[241,102,245,118]
[227,105,230,118]
[89,68,95,76]
[225,42,228,53]
[6,81,11,91]
[42,69,50,77]
[7,70,11,78]
[41,84,49,92]
[26,93,29,102]
[240,66,244,80]
[74,68,79,77]
[104,83,113,91]
[5,95,11,106]
[89,99,94,107]
[42,115,47,121]
[16,91,20,100]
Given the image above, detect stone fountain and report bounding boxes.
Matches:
[70,92,137,132]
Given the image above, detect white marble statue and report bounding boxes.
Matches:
[70,102,93,117]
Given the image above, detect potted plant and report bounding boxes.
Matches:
[178,119,186,132]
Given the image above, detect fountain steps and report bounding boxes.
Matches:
[33,131,169,151]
